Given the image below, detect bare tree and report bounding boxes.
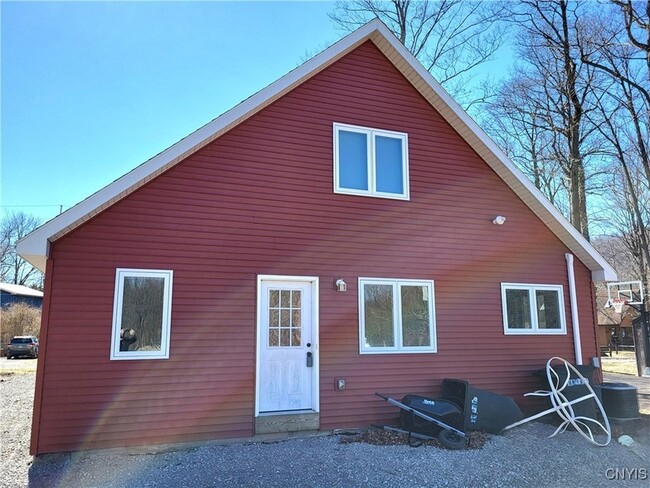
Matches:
[577,4,649,308]
[487,74,567,212]
[329,0,508,110]
[486,1,608,239]
[0,212,43,288]
[597,163,650,304]
[593,235,642,283]
[510,0,611,239]
[579,1,650,189]
[591,96,650,293]
[612,0,650,78]
[0,303,41,346]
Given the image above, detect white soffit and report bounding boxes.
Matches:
[16,19,616,281]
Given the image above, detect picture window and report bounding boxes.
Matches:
[110,269,173,360]
[501,283,566,335]
[359,278,436,354]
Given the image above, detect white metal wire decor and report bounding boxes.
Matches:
[504,357,611,447]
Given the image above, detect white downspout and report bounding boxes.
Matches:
[565,253,583,365]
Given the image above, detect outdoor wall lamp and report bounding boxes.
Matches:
[335,279,347,292]
[492,215,507,225]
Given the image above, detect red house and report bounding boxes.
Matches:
[18,20,616,455]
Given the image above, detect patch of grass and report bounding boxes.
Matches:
[601,351,639,376]
[602,350,636,359]
[602,360,639,375]
[1,368,36,375]
[0,358,38,375]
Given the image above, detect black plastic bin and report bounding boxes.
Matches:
[439,378,524,434]
[533,364,596,419]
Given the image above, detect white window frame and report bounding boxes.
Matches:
[333,122,409,200]
[359,278,436,354]
[110,268,174,360]
[501,283,567,335]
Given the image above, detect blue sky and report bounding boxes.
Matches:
[2,1,340,223]
[2,1,511,224]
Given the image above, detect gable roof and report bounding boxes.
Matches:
[0,283,44,298]
[17,19,616,281]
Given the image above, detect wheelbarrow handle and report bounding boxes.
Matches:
[374,392,468,439]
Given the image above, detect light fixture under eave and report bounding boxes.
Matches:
[335,279,347,292]
[492,216,507,225]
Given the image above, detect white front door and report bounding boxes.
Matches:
[258,278,318,413]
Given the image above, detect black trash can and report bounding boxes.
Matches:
[533,364,596,420]
[593,383,640,420]
[439,378,524,434]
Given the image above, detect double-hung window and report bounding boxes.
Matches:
[110,268,174,360]
[501,283,566,335]
[334,123,409,200]
[359,278,436,354]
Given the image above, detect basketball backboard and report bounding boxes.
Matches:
[606,280,644,306]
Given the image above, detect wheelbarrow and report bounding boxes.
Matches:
[375,378,524,450]
[375,392,469,449]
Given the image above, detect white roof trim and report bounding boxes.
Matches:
[17,19,616,281]
[0,283,44,298]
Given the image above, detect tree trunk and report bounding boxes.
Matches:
[560,0,589,239]
[569,161,590,239]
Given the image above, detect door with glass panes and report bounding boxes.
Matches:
[258,280,315,413]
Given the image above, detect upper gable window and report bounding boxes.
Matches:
[333,123,409,200]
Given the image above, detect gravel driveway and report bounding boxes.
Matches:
[2,359,648,488]
[1,360,36,488]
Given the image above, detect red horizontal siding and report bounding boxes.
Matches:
[34,41,598,454]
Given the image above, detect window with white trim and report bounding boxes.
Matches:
[334,123,409,200]
[359,278,436,354]
[110,269,173,360]
[501,283,566,335]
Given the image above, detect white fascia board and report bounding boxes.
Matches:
[16,18,616,281]
[369,25,617,282]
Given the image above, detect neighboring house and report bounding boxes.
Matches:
[597,309,637,349]
[17,20,616,455]
[0,283,43,309]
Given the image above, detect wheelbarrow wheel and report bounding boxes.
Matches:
[438,429,467,450]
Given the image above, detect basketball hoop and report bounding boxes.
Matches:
[606,280,644,308]
[606,298,628,314]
